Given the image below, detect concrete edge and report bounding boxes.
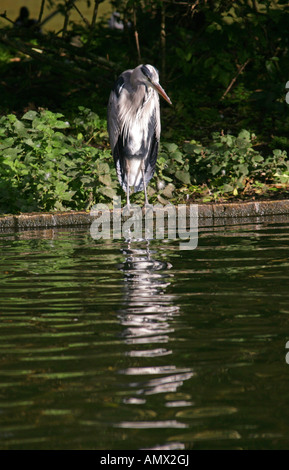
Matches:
[0,200,289,230]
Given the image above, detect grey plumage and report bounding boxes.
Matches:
[107,64,172,207]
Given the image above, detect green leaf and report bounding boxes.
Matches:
[0,137,15,150]
[175,170,191,185]
[172,150,184,163]
[98,187,117,199]
[237,164,249,175]
[238,129,251,141]
[221,184,234,193]
[22,110,38,121]
[97,162,110,174]
[212,164,221,175]
[14,119,28,138]
[162,175,173,182]
[161,183,175,198]
[163,143,178,153]
[252,155,264,163]
[3,147,22,159]
[99,173,112,186]
[183,143,195,154]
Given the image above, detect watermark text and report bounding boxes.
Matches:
[89,197,198,250]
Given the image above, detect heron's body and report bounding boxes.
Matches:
[107,64,171,207]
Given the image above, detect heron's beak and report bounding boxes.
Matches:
[152,82,172,105]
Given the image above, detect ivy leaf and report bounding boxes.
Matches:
[172,151,184,163]
[161,183,175,198]
[98,187,117,199]
[212,164,221,175]
[3,147,22,159]
[163,142,178,153]
[14,119,28,138]
[97,162,110,174]
[222,184,234,192]
[175,170,191,185]
[22,110,38,121]
[99,173,112,186]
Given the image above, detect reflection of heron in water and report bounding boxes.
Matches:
[117,240,193,398]
[118,240,177,343]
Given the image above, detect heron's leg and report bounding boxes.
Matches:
[126,184,130,208]
[126,166,131,210]
[141,164,149,205]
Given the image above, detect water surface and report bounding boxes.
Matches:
[1,217,289,450]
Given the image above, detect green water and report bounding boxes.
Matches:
[1,217,289,450]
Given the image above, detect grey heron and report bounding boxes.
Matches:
[107,64,172,208]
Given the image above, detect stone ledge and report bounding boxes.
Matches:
[0,199,289,230]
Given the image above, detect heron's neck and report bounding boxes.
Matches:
[129,80,152,112]
[140,85,153,109]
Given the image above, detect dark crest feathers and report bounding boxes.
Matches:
[113,76,125,98]
[141,65,152,81]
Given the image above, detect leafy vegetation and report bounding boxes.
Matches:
[0,108,288,213]
[0,0,289,213]
[0,108,116,213]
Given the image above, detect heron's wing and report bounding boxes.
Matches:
[114,107,160,193]
[112,135,128,191]
[135,100,160,192]
[107,75,124,151]
[107,70,132,190]
[134,121,159,192]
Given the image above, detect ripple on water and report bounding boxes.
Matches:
[0,220,289,449]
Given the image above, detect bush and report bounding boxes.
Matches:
[0,108,117,213]
[0,108,288,214]
[183,130,289,199]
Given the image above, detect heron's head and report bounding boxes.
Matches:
[134,64,172,105]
